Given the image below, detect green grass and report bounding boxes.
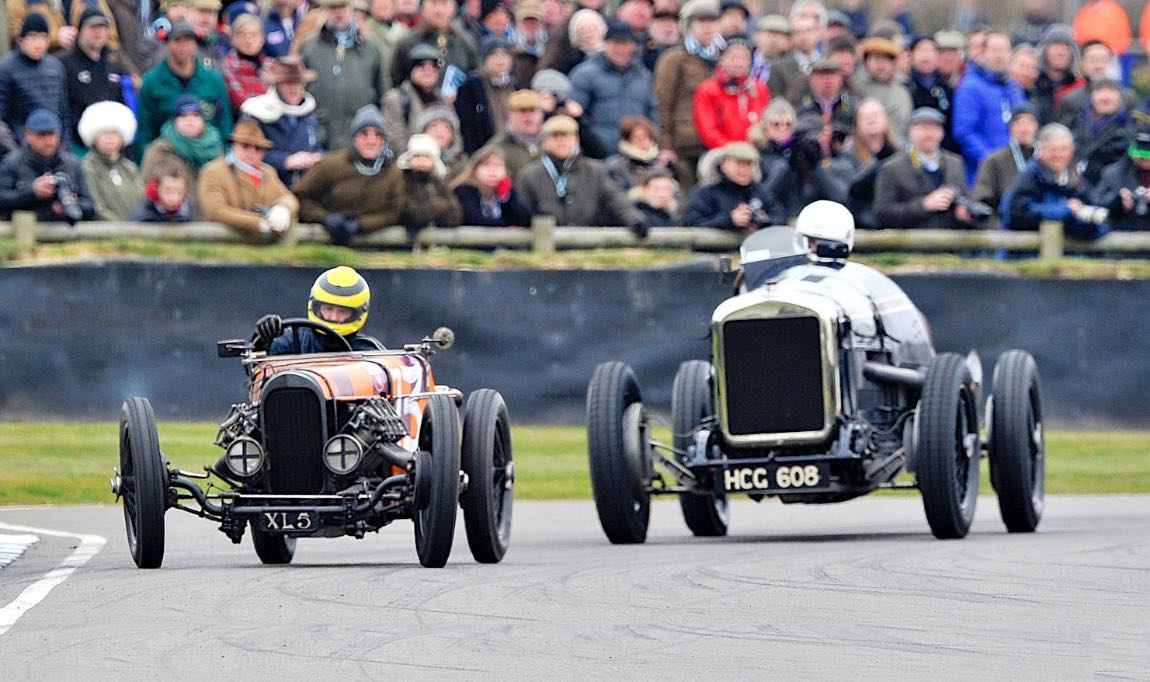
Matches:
[0,423,1146,506]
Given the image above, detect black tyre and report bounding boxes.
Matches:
[916,353,980,539]
[461,389,514,563]
[251,526,296,564]
[119,397,167,569]
[586,362,650,544]
[672,360,729,537]
[989,350,1045,533]
[413,393,461,568]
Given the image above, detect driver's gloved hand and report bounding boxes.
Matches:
[254,314,283,350]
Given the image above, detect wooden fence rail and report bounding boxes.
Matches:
[2,212,1148,259]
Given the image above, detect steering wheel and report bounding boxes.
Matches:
[252,317,353,354]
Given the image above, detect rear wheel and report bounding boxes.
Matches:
[673,360,728,537]
[587,362,650,544]
[461,389,514,563]
[916,354,980,539]
[413,394,461,568]
[119,397,168,569]
[989,350,1045,533]
[250,526,296,564]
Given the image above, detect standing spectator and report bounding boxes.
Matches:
[1092,126,1150,232]
[815,98,898,229]
[652,0,721,192]
[1031,24,1077,124]
[396,133,462,233]
[1009,45,1041,100]
[294,105,405,245]
[604,115,667,191]
[451,146,532,226]
[716,1,748,40]
[382,43,446,152]
[1067,79,1135,185]
[952,0,988,34]
[186,0,224,69]
[0,109,94,223]
[140,95,224,217]
[934,30,966,89]
[972,105,1038,218]
[537,3,606,75]
[682,141,782,230]
[693,36,769,150]
[839,0,869,40]
[616,0,659,73]
[61,9,131,152]
[364,0,409,91]
[475,0,513,43]
[888,0,914,37]
[6,0,73,53]
[136,20,232,153]
[1055,42,1140,123]
[629,166,680,227]
[1001,123,1109,238]
[748,98,804,220]
[390,0,479,85]
[220,13,268,112]
[485,87,544,180]
[129,166,194,222]
[241,56,323,187]
[952,30,1026,186]
[649,4,683,63]
[795,58,856,138]
[768,12,824,105]
[533,68,606,159]
[874,107,971,230]
[1072,0,1132,58]
[516,114,643,228]
[569,20,655,155]
[79,100,142,221]
[511,0,547,85]
[853,36,912,139]
[198,119,298,235]
[1012,0,1055,48]
[455,36,518,154]
[417,104,467,180]
[754,14,790,60]
[0,14,70,155]
[262,0,307,59]
[300,0,388,151]
[905,35,956,152]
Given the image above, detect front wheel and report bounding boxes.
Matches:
[413,394,461,568]
[461,389,514,563]
[119,397,168,568]
[251,527,296,564]
[672,360,728,537]
[916,354,980,539]
[989,350,1045,533]
[587,362,650,544]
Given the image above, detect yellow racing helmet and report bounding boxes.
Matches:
[307,266,370,336]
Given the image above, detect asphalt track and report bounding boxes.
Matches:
[0,496,1147,679]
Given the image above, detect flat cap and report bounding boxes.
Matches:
[508,89,542,110]
[681,0,721,22]
[810,58,841,73]
[720,141,759,162]
[909,107,946,127]
[541,115,579,136]
[860,36,900,58]
[756,14,790,34]
[934,29,965,51]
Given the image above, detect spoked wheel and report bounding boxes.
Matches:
[989,350,1045,533]
[250,525,296,564]
[916,353,981,539]
[587,362,650,544]
[672,360,728,537]
[461,389,514,563]
[118,397,168,568]
[413,393,461,568]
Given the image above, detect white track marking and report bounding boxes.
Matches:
[0,523,106,636]
[0,535,39,568]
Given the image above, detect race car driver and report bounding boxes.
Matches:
[795,199,855,260]
[252,266,382,354]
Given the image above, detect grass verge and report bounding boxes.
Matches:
[0,423,1146,506]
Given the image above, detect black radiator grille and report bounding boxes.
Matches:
[263,388,325,494]
[722,316,826,435]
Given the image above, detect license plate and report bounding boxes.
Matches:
[722,463,830,492]
[258,510,317,532]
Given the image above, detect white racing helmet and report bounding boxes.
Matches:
[795,200,855,255]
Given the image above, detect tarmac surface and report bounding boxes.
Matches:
[0,496,1147,679]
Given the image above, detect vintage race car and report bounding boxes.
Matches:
[112,320,514,568]
[587,227,1045,542]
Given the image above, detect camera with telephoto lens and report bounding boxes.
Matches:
[1134,186,1149,217]
[947,185,995,222]
[747,198,772,229]
[53,172,83,226]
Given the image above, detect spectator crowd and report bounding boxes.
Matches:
[2,0,1150,241]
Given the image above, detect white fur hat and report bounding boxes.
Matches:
[78,101,138,148]
[397,133,447,179]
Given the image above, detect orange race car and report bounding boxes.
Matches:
[112,320,513,569]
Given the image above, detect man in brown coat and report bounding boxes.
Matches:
[293,104,405,245]
[652,0,721,192]
[874,107,973,230]
[198,120,298,236]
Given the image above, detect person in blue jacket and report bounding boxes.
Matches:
[253,266,382,355]
[952,29,1027,186]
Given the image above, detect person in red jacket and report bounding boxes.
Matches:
[693,36,771,150]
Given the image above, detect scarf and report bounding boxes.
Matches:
[227,150,262,187]
[160,120,224,169]
[684,34,724,63]
[241,88,317,123]
[542,152,578,199]
[513,28,548,57]
[619,140,659,163]
[915,149,942,172]
[353,148,392,176]
[333,21,359,49]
